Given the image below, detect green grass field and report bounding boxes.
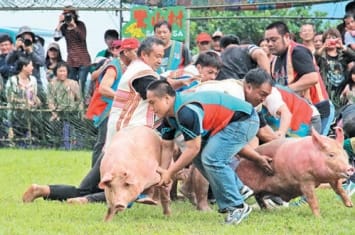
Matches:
[0,149,354,235]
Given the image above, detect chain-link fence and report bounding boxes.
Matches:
[0,105,97,149]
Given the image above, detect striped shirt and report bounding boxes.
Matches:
[59,21,91,67]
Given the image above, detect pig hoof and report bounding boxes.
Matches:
[67,197,89,204]
[344,201,353,207]
[136,196,158,205]
[197,205,212,211]
[178,187,197,206]
[163,208,172,216]
[22,184,45,203]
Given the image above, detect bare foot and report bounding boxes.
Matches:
[22,184,48,203]
[67,197,89,204]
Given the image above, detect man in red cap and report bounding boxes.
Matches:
[192,32,212,62]
[118,38,140,64]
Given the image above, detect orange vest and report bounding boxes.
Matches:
[271,41,328,105]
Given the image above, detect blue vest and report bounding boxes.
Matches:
[157,40,183,74]
[172,91,253,136]
[93,58,122,127]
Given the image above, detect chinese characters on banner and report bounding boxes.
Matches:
[122,6,186,41]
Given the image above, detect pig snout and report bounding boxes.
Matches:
[340,166,355,179]
[346,167,355,177]
[114,203,127,212]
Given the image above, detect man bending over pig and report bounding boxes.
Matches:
[146,79,261,225]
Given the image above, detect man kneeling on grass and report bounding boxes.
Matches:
[147,80,259,225]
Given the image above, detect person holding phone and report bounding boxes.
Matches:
[315,28,355,109]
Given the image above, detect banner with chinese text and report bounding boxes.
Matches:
[122,6,186,41]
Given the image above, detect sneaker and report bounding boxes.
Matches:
[264,195,289,208]
[240,185,254,201]
[289,196,307,207]
[344,181,355,197]
[225,203,252,225]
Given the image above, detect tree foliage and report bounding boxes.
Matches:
[189,6,340,50]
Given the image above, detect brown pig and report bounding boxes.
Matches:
[98,126,171,221]
[236,128,354,217]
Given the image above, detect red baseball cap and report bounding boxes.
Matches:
[119,38,140,52]
[196,32,212,43]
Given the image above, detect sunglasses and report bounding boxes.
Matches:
[199,41,210,46]
[110,46,120,50]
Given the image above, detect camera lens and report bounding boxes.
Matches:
[24,39,32,47]
[64,13,72,24]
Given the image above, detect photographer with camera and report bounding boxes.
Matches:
[53,5,91,103]
[6,26,45,105]
[314,28,355,110]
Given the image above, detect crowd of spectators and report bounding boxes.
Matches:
[0,4,354,152]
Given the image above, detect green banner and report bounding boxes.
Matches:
[122,6,186,41]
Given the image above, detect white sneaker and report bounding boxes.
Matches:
[344,181,355,197]
[240,185,254,201]
[225,203,252,225]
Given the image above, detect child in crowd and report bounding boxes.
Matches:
[341,65,355,104]
[343,13,355,51]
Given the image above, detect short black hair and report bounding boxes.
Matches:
[153,20,172,32]
[219,35,240,49]
[194,51,222,70]
[0,34,13,44]
[345,1,355,14]
[147,79,176,98]
[15,56,32,73]
[104,29,119,40]
[244,68,274,88]
[266,21,290,36]
[53,61,70,76]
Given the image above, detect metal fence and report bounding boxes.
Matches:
[0,105,97,150]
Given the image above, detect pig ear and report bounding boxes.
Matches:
[334,127,344,145]
[99,173,113,189]
[311,127,326,149]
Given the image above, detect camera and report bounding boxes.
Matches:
[91,59,106,70]
[18,37,32,51]
[63,13,73,24]
[329,38,337,46]
[23,38,32,47]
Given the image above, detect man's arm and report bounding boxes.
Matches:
[159,137,201,186]
[287,72,318,92]
[289,47,319,92]
[274,104,292,137]
[98,67,116,99]
[160,139,175,170]
[257,125,278,143]
[250,46,271,74]
[263,88,291,137]
[238,144,274,175]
